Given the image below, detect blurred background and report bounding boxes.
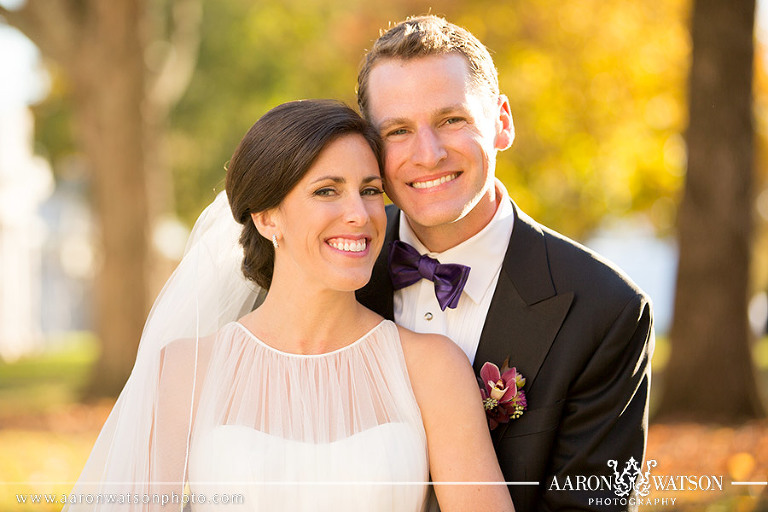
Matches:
[0,0,766,510]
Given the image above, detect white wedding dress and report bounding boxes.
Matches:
[186,319,429,512]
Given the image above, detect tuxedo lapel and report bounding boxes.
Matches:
[473,203,573,391]
[360,202,573,391]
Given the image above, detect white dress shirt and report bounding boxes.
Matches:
[394,180,515,364]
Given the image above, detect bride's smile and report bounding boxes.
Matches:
[266,133,386,293]
[326,235,370,254]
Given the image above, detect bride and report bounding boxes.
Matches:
[65,100,515,511]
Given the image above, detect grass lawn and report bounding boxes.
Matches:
[0,333,111,512]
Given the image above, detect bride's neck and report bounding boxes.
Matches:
[242,279,369,355]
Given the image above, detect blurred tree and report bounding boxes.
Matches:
[478,0,689,238]
[168,0,412,222]
[169,0,688,241]
[6,0,692,395]
[0,0,202,397]
[655,0,765,422]
[754,39,768,320]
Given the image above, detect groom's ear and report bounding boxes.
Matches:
[251,209,280,240]
[493,95,515,151]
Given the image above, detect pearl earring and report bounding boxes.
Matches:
[271,234,279,249]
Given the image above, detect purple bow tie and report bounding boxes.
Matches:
[388,240,471,311]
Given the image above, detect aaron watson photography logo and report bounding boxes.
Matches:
[549,457,725,507]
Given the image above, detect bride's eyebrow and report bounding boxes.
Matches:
[310,176,345,185]
[309,176,382,185]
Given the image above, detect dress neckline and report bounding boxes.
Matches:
[232,319,389,358]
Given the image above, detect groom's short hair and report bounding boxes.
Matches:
[356,15,500,119]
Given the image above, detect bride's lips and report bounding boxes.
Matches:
[409,172,461,190]
[326,235,372,256]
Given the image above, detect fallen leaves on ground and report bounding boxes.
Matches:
[643,421,768,511]
[2,404,767,511]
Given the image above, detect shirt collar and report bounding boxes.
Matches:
[398,179,515,304]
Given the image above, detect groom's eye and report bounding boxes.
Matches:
[444,116,466,126]
[386,128,408,137]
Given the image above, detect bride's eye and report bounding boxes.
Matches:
[361,186,384,197]
[313,187,337,197]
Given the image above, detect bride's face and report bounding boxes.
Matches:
[270,134,386,292]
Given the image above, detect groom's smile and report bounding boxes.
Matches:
[409,172,461,190]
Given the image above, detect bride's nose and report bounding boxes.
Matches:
[343,194,370,225]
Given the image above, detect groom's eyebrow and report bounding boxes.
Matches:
[378,117,408,131]
[377,105,470,131]
[436,104,469,116]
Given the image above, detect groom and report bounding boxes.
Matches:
[356,15,654,512]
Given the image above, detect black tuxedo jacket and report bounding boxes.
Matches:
[357,203,653,512]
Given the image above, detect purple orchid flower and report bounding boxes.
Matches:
[479,361,527,430]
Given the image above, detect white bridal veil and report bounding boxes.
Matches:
[64,189,429,512]
[64,192,262,511]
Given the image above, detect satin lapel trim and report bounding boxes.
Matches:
[472,203,573,390]
[473,276,573,389]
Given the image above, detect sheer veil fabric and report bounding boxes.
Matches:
[65,192,429,511]
[65,192,261,510]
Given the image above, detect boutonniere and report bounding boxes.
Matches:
[479,358,527,430]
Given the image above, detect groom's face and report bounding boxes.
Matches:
[365,53,512,242]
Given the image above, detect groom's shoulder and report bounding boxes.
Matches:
[384,203,400,228]
[523,212,648,304]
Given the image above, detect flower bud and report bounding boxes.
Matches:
[490,379,508,401]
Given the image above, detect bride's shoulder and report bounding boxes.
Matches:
[158,330,223,378]
[396,326,479,420]
[396,325,470,370]
[160,332,217,357]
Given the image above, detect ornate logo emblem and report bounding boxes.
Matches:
[607,457,658,497]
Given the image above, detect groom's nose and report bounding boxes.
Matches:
[411,128,447,168]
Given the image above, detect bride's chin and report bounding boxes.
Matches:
[326,271,374,293]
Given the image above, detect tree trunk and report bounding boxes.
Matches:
[655,0,764,422]
[1,0,201,397]
[73,1,152,397]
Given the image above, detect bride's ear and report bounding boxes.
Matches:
[251,210,280,241]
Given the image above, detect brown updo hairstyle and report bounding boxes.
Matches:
[225,99,382,289]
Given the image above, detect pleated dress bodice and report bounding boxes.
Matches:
[187,320,428,511]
